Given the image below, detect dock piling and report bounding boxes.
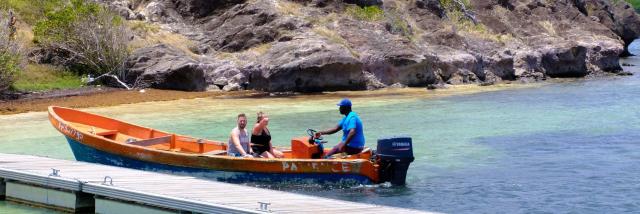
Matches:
[95,196,176,214]
[1,178,5,200]
[5,181,94,212]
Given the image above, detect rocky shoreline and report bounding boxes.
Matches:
[92,0,640,92]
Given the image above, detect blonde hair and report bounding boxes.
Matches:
[256,111,266,123]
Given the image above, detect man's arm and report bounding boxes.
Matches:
[316,125,341,138]
[318,125,341,135]
[343,128,356,146]
[252,118,268,135]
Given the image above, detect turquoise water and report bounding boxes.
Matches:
[2,41,640,213]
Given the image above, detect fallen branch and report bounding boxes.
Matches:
[88,73,132,90]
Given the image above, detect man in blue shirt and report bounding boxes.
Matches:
[314,98,365,158]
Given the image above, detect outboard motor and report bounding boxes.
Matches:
[376,136,414,185]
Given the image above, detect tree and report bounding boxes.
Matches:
[34,0,131,88]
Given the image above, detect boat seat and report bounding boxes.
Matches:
[203,150,227,156]
[361,147,371,154]
[128,135,171,147]
[341,147,372,159]
[95,130,118,136]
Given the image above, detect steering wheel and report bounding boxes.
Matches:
[306,128,323,140]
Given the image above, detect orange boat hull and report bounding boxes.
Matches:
[48,106,380,184]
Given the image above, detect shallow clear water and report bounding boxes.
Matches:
[2,41,640,213]
[0,201,58,214]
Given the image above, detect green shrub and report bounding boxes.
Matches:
[34,0,131,80]
[0,10,24,92]
[346,5,384,22]
[623,0,640,9]
[0,0,62,25]
[0,52,22,92]
[34,0,104,44]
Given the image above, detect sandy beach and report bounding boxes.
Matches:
[0,87,252,115]
[0,81,546,115]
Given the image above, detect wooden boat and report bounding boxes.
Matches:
[48,106,414,185]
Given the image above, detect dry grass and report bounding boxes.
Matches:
[128,20,160,36]
[307,12,339,26]
[275,0,303,16]
[312,26,359,57]
[14,21,35,48]
[216,52,236,60]
[215,52,239,63]
[491,5,510,23]
[214,42,273,65]
[539,21,556,36]
[215,51,250,66]
[128,23,197,58]
[247,43,273,56]
[131,0,150,11]
[456,25,514,43]
[448,10,513,43]
[313,26,344,45]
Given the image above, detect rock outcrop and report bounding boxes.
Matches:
[249,35,365,92]
[125,44,206,91]
[110,0,640,92]
[198,1,305,53]
[580,0,640,56]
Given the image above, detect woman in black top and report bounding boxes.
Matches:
[251,112,284,158]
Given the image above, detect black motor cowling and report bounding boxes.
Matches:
[376,136,414,185]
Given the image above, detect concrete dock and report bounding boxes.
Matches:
[0,153,433,213]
